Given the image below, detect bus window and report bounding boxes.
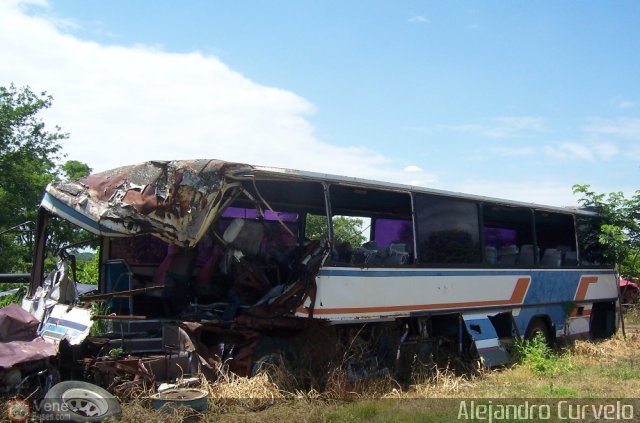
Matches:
[372,218,413,264]
[415,195,481,265]
[329,185,413,266]
[535,211,578,267]
[482,204,534,266]
[576,216,613,266]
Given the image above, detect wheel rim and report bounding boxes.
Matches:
[61,388,110,417]
[251,353,282,376]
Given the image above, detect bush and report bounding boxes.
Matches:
[513,333,573,375]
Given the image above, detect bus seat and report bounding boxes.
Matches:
[385,243,409,265]
[353,241,382,265]
[223,218,265,257]
[194,245,223,295]
[517,244,535,265]
[334,242,353,264]
[498,245,518,265]
[563,251,578,266]
[485,246,497,264]
[541,248,562,267]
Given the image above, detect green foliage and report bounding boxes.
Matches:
[61,160,92,180]
[75,251,99,284]
[89,301,112,336]
[0,84,93,273]
[332,216,366,249]
[0,285,27,308]
[513,333,573,376]
[305,214,328,240]
[0,84,66,272]
[305,214,366,249]
[573,184,640,277]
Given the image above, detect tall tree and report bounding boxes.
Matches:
[0,84,67,272]
[61,160,92,180]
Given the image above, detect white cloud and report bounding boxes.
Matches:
[590,142,619,160]
[0,0,418,185]
[404,165,423,172]
[541,141,619,162]
[483,117,545,137]
[400,164,437,186]
[408,15,429,24]
[584,118,640,139]
[618,100,635,109]
[543,143,594,161]
[408,116,546,139]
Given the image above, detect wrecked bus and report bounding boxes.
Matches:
[22,159,618,384]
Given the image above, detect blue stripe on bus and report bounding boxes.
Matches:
[318,268,613,278]
[43,192,123,236]
[44,317,89,332]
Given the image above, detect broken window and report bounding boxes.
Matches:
[535,211,578,267]
[328,185,413,266]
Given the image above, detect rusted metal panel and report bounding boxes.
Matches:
[45,159,252,246]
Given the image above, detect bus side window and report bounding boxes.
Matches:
[535,211,578,267]
[482,205,533,266]
[415,195,481,265]
[328,184,413,267]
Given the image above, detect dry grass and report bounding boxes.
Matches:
[571,332,640,363]
[111,353,490,422]
[6,329,640,422]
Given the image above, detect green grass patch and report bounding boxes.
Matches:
[513,333,574,376]
[531,384,580,397]
[324,400,464,423]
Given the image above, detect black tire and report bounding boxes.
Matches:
[40,381,122,422]
[525,318,554,347]
[249,336,295,377]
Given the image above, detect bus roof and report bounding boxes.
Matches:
[247,163,593,216]
[42,159,596,246]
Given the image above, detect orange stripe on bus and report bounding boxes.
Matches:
[569,308,592,318]
[297,277,531,316]
[575,276,598,301]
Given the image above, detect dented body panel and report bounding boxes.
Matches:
[43,160,249,246]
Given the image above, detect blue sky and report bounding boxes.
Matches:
[1,0,639,206]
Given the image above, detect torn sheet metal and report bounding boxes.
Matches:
[462,313,510,367]
[39,304,92,345]
[43,159,252,247]
[22,256,94,346]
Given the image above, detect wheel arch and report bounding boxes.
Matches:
[524,314,555,344]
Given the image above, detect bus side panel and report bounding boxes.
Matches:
[299,268,618,330]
